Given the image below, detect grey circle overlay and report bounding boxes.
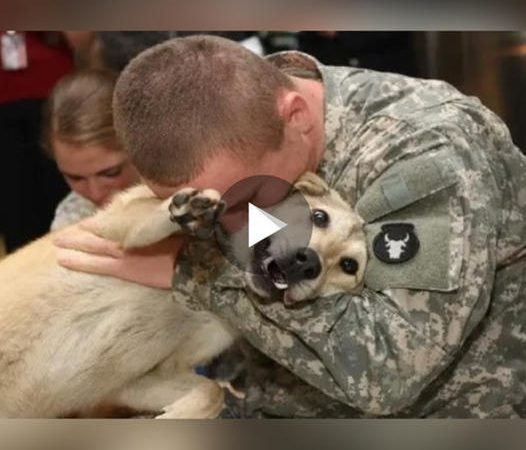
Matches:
[214,175,313,274]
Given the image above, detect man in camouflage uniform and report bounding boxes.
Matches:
[171,50,526,418]
[57,36,526,417]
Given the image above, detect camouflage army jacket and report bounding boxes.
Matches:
[172,52,526,418]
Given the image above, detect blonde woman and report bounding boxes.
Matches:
[44,70,140,230]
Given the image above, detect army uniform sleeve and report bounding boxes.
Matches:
[181,124,502,415]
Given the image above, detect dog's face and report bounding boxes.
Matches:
[246,172,367,306]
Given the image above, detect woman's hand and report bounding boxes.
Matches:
[53,220,186,289]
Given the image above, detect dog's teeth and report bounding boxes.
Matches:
[272,280,288,290]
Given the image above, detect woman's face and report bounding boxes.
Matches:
[53,140,140,207]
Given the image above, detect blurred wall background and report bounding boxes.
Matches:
[415,32,526,152]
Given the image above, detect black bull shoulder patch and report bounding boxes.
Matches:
[373,223,420,264]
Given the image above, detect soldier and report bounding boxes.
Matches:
[55,35,526,417]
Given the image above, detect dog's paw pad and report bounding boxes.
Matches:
[169,188,225,238]
[171,188,197,208]
[189,195,213,211]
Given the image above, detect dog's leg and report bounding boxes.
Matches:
[113,372,225,419]
[94,186,225,249]
[122,187,225,248]
[155,376,225,419]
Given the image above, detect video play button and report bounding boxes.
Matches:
[248,203,287,247]
[214,175,313,274]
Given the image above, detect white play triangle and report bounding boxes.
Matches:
[248,203,287,247]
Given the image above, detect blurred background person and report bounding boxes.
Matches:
[86,32,262,71]
[0,31,80,252]
[297,31,418,76]
[86,31,175,71]
[43,69,140,230]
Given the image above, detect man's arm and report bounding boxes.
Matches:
[198,212,494,416]
[175,139,499,415]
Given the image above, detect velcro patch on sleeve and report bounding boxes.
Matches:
[364,186,461,292]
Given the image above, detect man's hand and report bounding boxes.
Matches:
[53,220,186,289]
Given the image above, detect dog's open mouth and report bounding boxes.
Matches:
[251,239,297,306]
[261,257,288,291]
[258,255,297,306]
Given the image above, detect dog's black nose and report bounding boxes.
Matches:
[276,247,321,283]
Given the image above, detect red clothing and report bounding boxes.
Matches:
[0,32,74,104]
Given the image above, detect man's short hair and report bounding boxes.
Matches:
[113,35,294,186]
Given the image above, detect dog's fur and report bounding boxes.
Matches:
[0,172,366,418]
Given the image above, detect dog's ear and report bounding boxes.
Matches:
[294,172,330,197]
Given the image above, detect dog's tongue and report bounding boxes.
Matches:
[283,291,295,306]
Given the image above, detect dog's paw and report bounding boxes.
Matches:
[154,381,225,419]
[169,188,225,239]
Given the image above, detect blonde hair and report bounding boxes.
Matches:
[113,35,295,185]
[44,69,120,155]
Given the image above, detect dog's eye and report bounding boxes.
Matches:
[311,209,329,228]
[340,257,359,275]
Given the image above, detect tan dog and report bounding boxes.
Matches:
[0,172,366,418]
[0,185,233,418]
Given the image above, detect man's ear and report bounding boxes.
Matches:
[278,90,312,134]
[294,172,330,197]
